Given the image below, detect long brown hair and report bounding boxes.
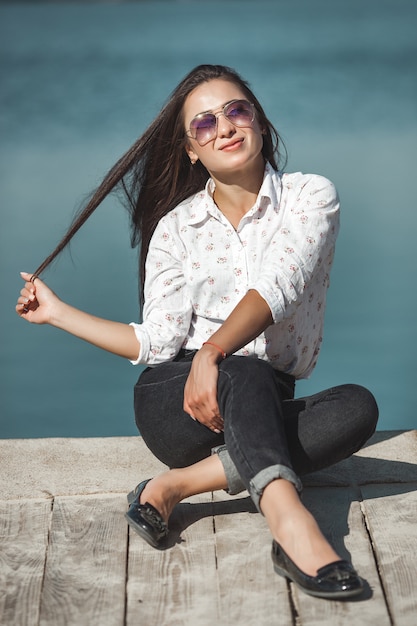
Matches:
[33,64,286,299]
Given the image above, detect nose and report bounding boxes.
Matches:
[216,112,236,138]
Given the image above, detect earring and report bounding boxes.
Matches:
[190,158,197,165]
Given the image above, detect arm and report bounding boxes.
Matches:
[252,175,339,324]
[205,288,273,356]
[183,289,273,432]
[184,175,340,432]
[130,216,192,364]
[16,273,140,361]
[16,212,192,365]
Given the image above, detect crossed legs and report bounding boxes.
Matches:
[133,355,378,577]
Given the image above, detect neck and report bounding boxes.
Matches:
[213,185,257,220]
[211,158,265,219]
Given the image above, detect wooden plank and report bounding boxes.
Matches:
[212,491,294,626]
[352,431,417,485]
[126,494,220,626]
[0,437,166,500]
[0,432,414,499]
[0,435,414,626]
[360,430,417,466]
[39,494,127,626]
[292,487,390,626]
[361,484,417,625]
[0,499,51,626]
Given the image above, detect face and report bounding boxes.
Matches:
[183,79,265,178]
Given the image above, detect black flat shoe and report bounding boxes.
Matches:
[127,481,146,506]
[125,479,169,548]
[271,540,363,599]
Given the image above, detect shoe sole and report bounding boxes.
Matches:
[124,511,163,549]
[273,563,364,599]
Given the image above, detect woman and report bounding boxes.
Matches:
[17,64,378,599]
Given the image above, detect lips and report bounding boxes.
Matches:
[220,138,244,150]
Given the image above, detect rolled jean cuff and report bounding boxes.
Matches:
[249,465,303,514]
[211,445,247,495]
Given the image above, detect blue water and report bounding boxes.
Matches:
[1,1,416,437]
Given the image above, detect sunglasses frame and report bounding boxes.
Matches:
[186,99,256,146]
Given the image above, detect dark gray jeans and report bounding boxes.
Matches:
[134,351,378,512]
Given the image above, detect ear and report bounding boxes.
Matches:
[186,145,199,165]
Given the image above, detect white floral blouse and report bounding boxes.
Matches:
[130,162,340,379]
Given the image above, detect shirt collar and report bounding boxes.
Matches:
[260,161,282,209]
[187,162,282,226]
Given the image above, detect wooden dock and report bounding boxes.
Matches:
[0,430,416,626]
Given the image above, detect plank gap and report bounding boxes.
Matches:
[37,497,55,625]
[123,525,130,626]
[212,517,219,572]
[211,492,219,571]
[211,491,221,622]
[359,495,394,626]
[287,580,300,626]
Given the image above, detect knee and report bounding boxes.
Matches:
[338,383,379,437]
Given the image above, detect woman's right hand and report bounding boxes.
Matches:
[16,272,61,325]
[183,345,224,434]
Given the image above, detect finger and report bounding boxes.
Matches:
[20,286,35,301]
[17,295,30,307]
[20,272,41,291]
[212,419,224,434]
[20,271,38,283]
[209,409,223,430]
[198,412,224,433]
[190,406,220,426]
[17,299,36,313]
[16,301,32,315]
[188,409,222,432]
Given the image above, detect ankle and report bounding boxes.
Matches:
[269,509,341,575]
[266,501,310,541]
[260,478,303,520]
[141,473,183,523]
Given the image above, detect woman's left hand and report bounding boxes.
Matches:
[183,347,224,433]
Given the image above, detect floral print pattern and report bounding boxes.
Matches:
[130,163,339,379]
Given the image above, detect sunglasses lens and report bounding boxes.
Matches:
[224,100,254,126]
[188,100,255,145]
[190,114,217,145]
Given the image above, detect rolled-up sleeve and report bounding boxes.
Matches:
[251,174,340,323]
[129,219,192,365]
